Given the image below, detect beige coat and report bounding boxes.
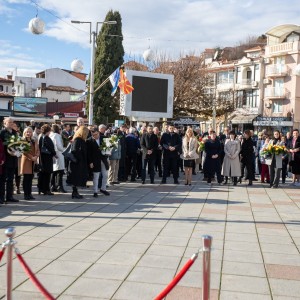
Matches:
[180,137,199,160]
[222,139,241,177]
[20,140,39,175]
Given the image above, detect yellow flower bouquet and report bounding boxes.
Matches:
[261,144,287,156]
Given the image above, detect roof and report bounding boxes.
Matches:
[0,77,14,83]
[266,24,300,45]
[0,92,13,98]
[244,46,263,52]
[41,85,84,93]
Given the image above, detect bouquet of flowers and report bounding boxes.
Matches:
[198,137,207,152]
[100,135,120,155]
[4,135,31,157]
[261,144,287,156]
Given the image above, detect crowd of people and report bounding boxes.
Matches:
[0,116,299,205]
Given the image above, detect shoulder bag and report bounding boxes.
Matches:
[62,143,77,163]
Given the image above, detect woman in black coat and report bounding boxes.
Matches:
[38,124,56,195]
[67,126,89,199]
[240,130,254,186]
[204,131,222,184]
[289,129,300,186]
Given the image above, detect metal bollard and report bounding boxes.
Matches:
[5,227,16,300]
[202,235,212,300]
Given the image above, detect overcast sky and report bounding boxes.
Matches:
[1,0,300,78]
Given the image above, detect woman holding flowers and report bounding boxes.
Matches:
[268,130,285,188]
[20,127,39,200]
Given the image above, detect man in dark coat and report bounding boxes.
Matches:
[204,131,222,184]
[240,130,254,186]
[125,127,140,182]
[0,117,19,203]
[87,128,109,197]
[160,124,182,184]
[118,124,127,181]
[0,137,6,204]
[141,125,158,184]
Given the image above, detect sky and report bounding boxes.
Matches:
[0,0,300,78]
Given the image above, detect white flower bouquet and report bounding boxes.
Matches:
[4,135,31,157]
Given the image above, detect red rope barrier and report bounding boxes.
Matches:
[0,248,5,263]
[154,254,197,300]
[16,253,55,300]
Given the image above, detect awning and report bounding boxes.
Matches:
[231,114,258,124]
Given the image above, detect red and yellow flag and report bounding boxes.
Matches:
[118,69,134,95]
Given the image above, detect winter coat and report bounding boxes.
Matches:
[180,137,199,160]
[39,135,56,173]
[141,133,159,160]
[160,132,182,157]
[86,137,109,172]
[0,128,18,169]
[269,139,285,169]
[20,139,39,175]
[203,139,222,174]
[68,137,88,187]
[222,139,241,177]
[0,138,5,175]
[240,138,254,164]
[126,134,140,156]
[50,132,65,171]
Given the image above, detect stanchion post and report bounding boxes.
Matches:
[5,227,16,300]
[202,235,212,300]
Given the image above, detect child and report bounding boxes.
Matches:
[259,136,270,183]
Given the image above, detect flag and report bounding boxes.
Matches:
[118,69,134,95]
[109,67,120,96]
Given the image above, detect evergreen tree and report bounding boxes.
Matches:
[93,10,124,124]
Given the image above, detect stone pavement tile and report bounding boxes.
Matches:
[58,249,104,263]
[23,246,67,260]
[201,208,226,214]
[266,264,300,280]
[260,243,299,255]
[87,231,123,241]
[109,242,149,254]
[55,229,91,240]
[112,281,166,300]
[13,235,49,247]
[64,277,121,299]
[136,254,181,270]
[225,224,257,234]
[16,273,76,295]
[269,278,300,298]
[127,266,175,285]
[119,233,157,244]
[74,239,115,252]
[227,206,251,212]
[39,260,91,276]
[146,244,186,257]
[167,286,219,300]
[251,203,274,208]
[256,223,286,229]
[222,261,266,277]
[0,270,28,289]
[225,232,258,243]
[223,249,263,264]
[39,237,82,249]
[221,274,270,294]
[273,296,300,300]
[177,270,220,289]
[258,234,293,244]
[220,290,272,300]
[22,227,63,237]
[9,291,51,299]
[263,253,300,266]
[153,236,190,247]
[257,228,290,236]
[96,251,142,266]
[83,263,133,280]
[179,256,222,274]
[224,240,260,252]
[13,257,52,274]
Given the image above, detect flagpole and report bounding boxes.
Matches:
[93,77,110,94]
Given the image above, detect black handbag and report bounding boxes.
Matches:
[41,137,52,155]
[62,143,77,163]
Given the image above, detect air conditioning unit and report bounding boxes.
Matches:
[252,81,258,87]
[263,78,271,84]
[264,58,270,64]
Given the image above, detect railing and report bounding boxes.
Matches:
[264,87,288,98]
[265,64,288,77]
[266,41,294,56]
[235,79,252,90]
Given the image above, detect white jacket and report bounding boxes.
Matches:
[180,137,199,160]
[50,132,65,171]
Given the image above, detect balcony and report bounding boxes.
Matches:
[264,87,288,99]
[235,79,252,90]
[265,41,300,56]
[216,79,234,91]
[265,64,289,77]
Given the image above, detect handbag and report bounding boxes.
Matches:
[62,143,77,163]
[34,163,42,173]
[41,137,52,155]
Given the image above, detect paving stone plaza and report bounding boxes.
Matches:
[0,175,300,299]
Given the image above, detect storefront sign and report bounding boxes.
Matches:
[173,117,199,125]
[253,117,293,127]
[64,113,79,118]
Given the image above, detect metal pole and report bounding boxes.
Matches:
[5,227,16,300]
[202,235,212,300]
[89,30,96,125]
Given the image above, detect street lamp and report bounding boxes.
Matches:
[71,20,117,125]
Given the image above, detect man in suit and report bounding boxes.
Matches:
[141,125,158,184]
[87,128,109,197]
[160,124,182,184]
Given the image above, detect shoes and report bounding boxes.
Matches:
[252,179,258,181]
[112,181,120,184]
[142,181,145,184]
[130,179,136,182]
[6,198,19,203]
[57,187,67,193]
[29,195,35,200]
[272,185,278,189]
[189,183,192,186]
[185,182,188,185]
[24,195,31,200]
[93,193,98,198]
[174,180,179,184]
[72,193,83,199]
[248,181,253,186]
[100,189,110,196]
[50,186,58,192]
[44,191,54,196]
[192,172,197,175]
[161,179,166,184]
[16,189,21,194]
[0,198,4,205]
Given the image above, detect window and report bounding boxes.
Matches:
[217,71,234,84]
[273,100,283,113]
[236,67,241,83]
[254,64,260,81]
[0,85,3,92]
[6,86,8,92]
[245,90,259,108]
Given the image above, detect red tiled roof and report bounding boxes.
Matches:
[244,46,263,52]
[0,92,13,97]
[0,77,14,83]
[41,85,84,93]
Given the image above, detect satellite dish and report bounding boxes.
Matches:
[213,51,219,60]
[143,48,155,62]
[29,17,45,35]
[295,64,300,76]
[71,59,84,72]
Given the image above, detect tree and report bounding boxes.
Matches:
[93,10,124,124]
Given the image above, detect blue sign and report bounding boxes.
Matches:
[13,97,48,113]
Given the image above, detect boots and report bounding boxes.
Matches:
[248,180,253,186]
[72,187,83,199]
[57,171,67,193]
[224,177,228,184]
[50,171,58,192]
[233,177,237,186]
